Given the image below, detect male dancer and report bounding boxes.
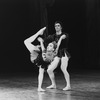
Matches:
[46,21,71,90]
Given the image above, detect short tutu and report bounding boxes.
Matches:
[31,52,50,70]
[58,48,71,58]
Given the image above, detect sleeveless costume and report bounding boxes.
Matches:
[44,32,71,58]
[28,36,50,70]
[30,32,71,70]
[30,48,56,70]
[30,50,50,70]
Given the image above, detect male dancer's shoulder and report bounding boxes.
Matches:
[62,32,69,38]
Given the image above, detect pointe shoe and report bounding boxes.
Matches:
[38,88,46,92]
[46,85,56,89]
[63,86,71,91]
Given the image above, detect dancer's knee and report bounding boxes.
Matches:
[61,57,68,69]
[47,57,60,72]
[62,56,69,62]
[61,65,68,73]
[47,68,53,75]
[54,56,60,62]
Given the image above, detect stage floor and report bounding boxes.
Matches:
[0,71,100,100]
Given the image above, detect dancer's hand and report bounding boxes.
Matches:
[36,45,41,49]
[37,37,44,43]
[54,49,58,55]
[42,53,46,61]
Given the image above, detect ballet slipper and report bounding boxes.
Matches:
[63,86,71,91]
[38,88,46,92]
[46,85,56,89]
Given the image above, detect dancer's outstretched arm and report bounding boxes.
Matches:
[24,27,46,52]
[37,37,45,52]
[55,34,66,54]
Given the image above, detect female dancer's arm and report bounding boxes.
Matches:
[55,34,66,54]
[24,27,46,53]
[37,37,45,52]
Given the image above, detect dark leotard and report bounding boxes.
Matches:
[44,32,71,58]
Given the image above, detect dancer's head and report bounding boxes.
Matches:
[47,41,57,51]
[54,21,63,33]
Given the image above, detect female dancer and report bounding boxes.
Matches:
[24,27,47,91]
[24,27,61,92]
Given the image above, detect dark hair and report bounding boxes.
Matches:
[54,21,63,28]
[52,41,57,50]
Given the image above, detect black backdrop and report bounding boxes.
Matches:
[0,0,100,74]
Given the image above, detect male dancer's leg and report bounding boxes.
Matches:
[47,57,60,89]
[60,53,71,90]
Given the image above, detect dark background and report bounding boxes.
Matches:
[0,0,100,75]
